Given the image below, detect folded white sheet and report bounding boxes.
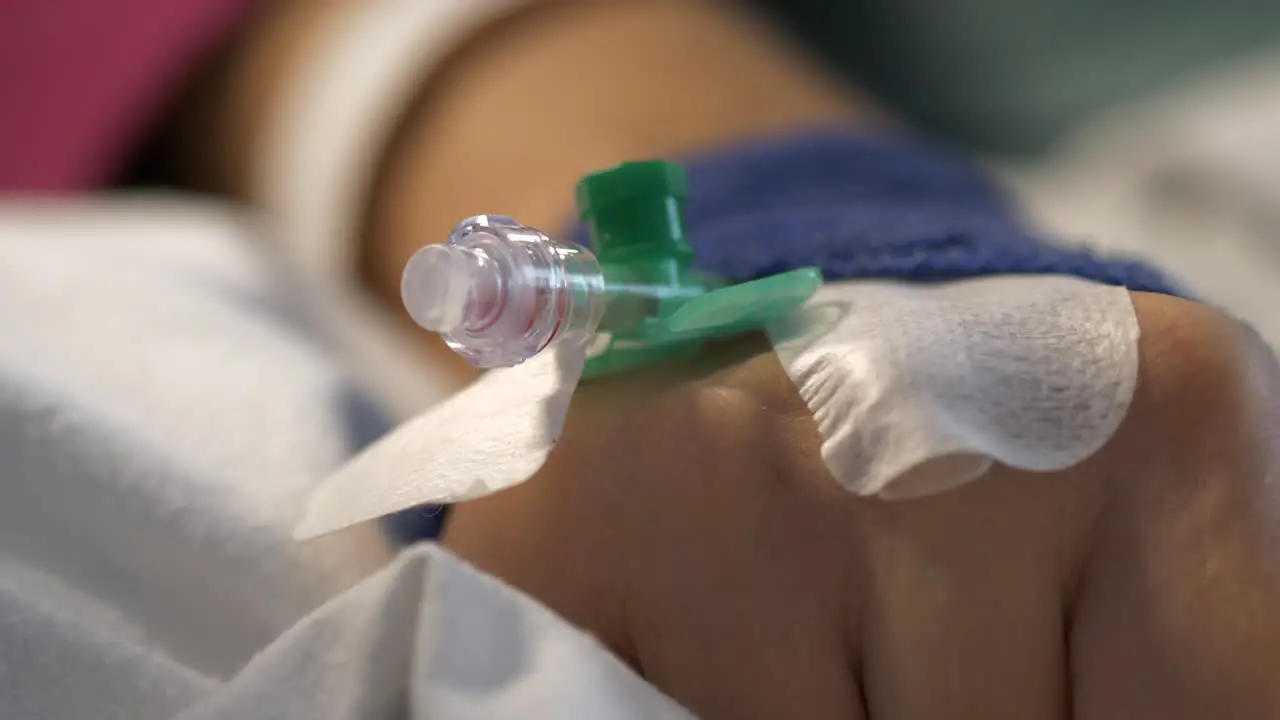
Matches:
[0,198,686,718]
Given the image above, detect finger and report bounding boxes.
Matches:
[849,460,1097,720]
[447,337,869,719]
[592,351,867,720]
[679,335,1084,719]
[1071,294,1280,718]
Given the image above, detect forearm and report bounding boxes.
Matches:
[359,1,879,301]
[156,0,878,299]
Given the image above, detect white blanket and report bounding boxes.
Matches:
[0,197,689,719]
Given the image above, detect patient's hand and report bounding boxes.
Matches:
[442,291,1280,720]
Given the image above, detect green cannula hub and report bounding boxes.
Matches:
[575,160,822,379]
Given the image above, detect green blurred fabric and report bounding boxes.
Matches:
[757,0,1280,157]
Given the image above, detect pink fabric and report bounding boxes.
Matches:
[0,0,256,193]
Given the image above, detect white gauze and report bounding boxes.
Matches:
[765,276,1140,499]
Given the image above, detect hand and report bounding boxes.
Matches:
[442,291,1280,719]
[152,6,1280,712]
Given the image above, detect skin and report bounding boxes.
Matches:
[437,293,1280,717]
[157,0,879,388]
[158,0,1280,717]
[442,294,1280,719]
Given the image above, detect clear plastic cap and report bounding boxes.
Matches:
[401,215,605,368]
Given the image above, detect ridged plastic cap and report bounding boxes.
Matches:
[574,161,693,259]
[575,161,688,216]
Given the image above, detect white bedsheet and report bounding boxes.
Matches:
[0,198,689,719]
[999,50,1280,349]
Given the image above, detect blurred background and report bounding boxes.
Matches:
[765,0,1280,347]
[760,0,1280,156]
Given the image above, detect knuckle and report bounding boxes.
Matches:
[1128,292,1279,467]
[1132,293,1245,427]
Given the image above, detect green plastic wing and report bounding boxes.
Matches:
[662,267,822,334]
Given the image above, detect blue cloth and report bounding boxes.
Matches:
[575,130,1182,294]
[384,504,450,546]
[393,129,1182,544]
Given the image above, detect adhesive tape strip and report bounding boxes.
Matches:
[296,344,585,539]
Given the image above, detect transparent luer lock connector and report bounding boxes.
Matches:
[401,215,606,368]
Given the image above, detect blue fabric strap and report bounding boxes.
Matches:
[570,130,1182,296]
